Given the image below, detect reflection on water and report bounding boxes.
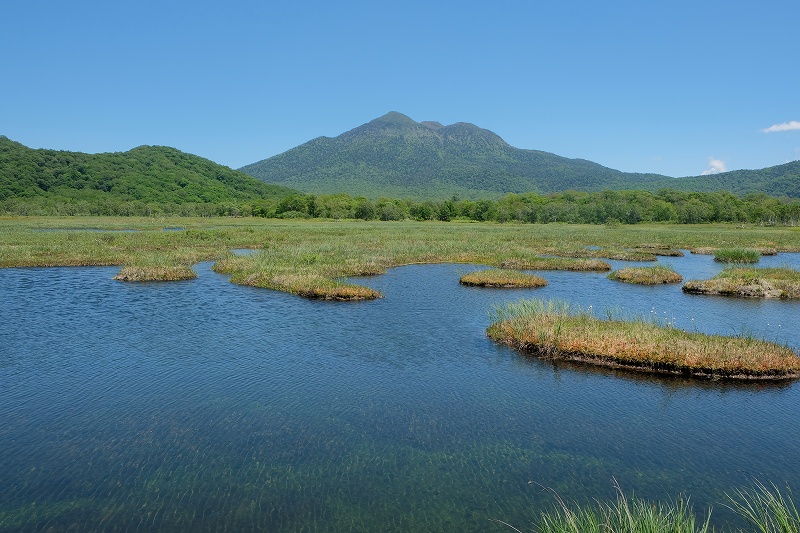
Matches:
[0,252,799,531]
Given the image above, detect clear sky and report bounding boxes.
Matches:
[2,0,798,178]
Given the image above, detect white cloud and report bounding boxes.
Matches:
[701,158,727,175]
[762,121,800,133]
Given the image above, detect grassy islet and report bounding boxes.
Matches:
[608,265,683,285]
[487,299,800,380]
[459,269,547,288]
[683,267,800,299]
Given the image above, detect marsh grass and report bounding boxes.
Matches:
[487,299,800,379]
[2,218,799,299]
[459,269,547,288]
[715,248,762,263]
[608,265,683,285]
[560,249,658,261]
[527,481,711,533]
[633,244,685,257]
[112,253,197,281]
[683,267,800,299]
[499,257,611,272]
[114,265,197,282]
[727,481,800,533]
[498,480,800,533]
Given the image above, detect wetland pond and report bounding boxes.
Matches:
[1,251,799,531]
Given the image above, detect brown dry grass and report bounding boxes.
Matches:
[488,300,800,379]
[683,267,800,299]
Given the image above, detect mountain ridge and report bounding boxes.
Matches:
[240,112,800,199]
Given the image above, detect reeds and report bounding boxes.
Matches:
[487,299,800,379]
[683,267,800,299]
[714,248,762,263]
[522,480,800,533]
[727,481,800,533]
[460,269,547,288]
[608,266,683,285]
[528,481,711,533]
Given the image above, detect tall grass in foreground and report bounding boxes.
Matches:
[727,482,800,533]
[523,482,711,533]
[499,481,799,533]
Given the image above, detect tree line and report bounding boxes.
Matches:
[4,188,800,225]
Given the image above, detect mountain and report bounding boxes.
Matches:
[240,112,800,199]
[238,112,670,199]
[649,161,800,198]
[0,136,296,205]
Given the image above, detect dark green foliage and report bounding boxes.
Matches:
[0,136,296,215]
[239,112,800,200]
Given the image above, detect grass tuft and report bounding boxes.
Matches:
[530,480,711,533]
[726,481,800,533]
[714,248,762,263]
[113,265,197,282]
[608,265,683,285]
[460,269,547,288]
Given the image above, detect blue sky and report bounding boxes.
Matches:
[2,0,798,178]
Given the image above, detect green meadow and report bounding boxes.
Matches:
[1,217,798,298]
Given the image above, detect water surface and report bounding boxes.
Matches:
[1,252,799,531]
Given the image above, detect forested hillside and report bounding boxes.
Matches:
[651,161,800,198]
[0,136,296,215]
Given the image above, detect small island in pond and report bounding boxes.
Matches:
[682,267,800,299]
[460,269,547,288]
[487,299,800,380]
[607,266,683,285]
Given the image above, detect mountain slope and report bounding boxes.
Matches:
[0,136,296,204]
[239,112,670,199]
[240,112,800,199]
[651,161,800,198]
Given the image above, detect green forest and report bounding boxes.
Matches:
[0,136,295,216]
[5,187,799,226]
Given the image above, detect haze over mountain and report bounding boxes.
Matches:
[0,135,296,207]
[240,112,800,199]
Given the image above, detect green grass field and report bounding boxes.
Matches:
[1,217,798,298]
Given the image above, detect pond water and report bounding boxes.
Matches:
[1,251,799,531]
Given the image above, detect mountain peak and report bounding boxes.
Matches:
[371,111,418,127]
